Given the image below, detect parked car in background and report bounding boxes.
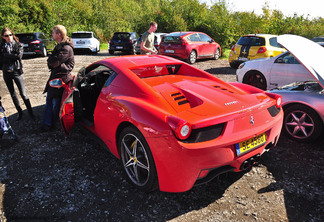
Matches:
[109,32,138,55]
[236,51,313,90]
[270,34,324,143]
[16,32,56,57]
[135,32,168,54]
[154,32,167,50]
[50,54,283,192]
[158,31,221,64]
[312,36,324,47]
[229,34,286,69]
[71,31,100,54]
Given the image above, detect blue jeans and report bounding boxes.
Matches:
[42,93,61,127]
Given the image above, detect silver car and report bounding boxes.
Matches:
[270,35,324,143]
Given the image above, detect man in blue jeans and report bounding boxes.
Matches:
[40,25,74,131]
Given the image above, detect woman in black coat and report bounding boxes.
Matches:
[0,27,34,121]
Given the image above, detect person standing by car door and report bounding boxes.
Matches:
[40,25,74,131]
[140,22,158,55]
[0,27,34,121]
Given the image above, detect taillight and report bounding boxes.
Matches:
[30,40,41,44]
[265,92,282,108]
[129,39,133,44]
[181,38,187,46]
[257,46,267,54]
[231,44,236,51]
[167,116,192,140]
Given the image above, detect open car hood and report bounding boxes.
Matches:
[277,34,324,88]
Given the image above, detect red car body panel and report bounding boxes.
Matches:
[58,55,283,192]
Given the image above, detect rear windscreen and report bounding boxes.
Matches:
[112,33,130,40]
[16,34,36,41]
[237,36,265,46]
[72,33,92,38]
[161,36,182,43]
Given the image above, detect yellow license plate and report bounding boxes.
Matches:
[235,133,266,156]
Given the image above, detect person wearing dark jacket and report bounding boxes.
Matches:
[40,25,74,131]
[0,27,34,121]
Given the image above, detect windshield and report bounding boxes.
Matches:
[72,33,93,38]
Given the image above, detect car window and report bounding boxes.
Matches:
[237,36,265,46]
[312,37,324,42]
[269,37,282,48]
[112,33,131,40]
[198,33,211,42]
[161,36,182,43]
[276,52,300,64]
[187,33,200,42]
[83,64,117,88]
[72,33,93,38]
[16,34,36,41]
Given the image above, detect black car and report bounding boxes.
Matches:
[109,32,138,55]
[16,32,56,57]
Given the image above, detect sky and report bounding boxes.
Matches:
[200,0,323,18]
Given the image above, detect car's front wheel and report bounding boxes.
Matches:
[109,50,114,55]
[283,104,323,142]
[187,50,197,64]
[118,126,158,192]
[243,71,267,90]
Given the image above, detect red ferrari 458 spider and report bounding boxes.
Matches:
[50,55,283,192]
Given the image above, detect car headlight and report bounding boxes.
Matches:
[238,63,245,69]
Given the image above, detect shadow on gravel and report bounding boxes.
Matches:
[1,105,245,221]
[205,67,236,75]
[259,136,324,222]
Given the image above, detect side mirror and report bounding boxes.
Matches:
[276,58,284,63]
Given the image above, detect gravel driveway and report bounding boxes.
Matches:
[0,52,323,221]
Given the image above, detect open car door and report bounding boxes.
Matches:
[50,78,83,136]
[59,88,83,136]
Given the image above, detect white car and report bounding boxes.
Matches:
[71,31,100,54]
[236,51,314,90]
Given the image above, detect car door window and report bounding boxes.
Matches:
[187,33,200,42]
[276,53,300,64]
[199,34,211,42]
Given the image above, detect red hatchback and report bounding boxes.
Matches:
[158,31,221,64]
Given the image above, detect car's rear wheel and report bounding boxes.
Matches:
[214,48,220,60]
[187,50,197,64]
[243,71,267,90]
[118,126,158,192]
[41,47,48,57]
[283,104,323,142]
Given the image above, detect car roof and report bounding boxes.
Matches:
[72,31,93,34]
[277,34,324,88]
[165,31,207,37]
[243,34,278,38]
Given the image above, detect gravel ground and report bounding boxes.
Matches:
[0,52,323,221]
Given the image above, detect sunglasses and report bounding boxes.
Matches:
[3,34,13,37]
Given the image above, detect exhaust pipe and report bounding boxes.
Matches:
[240,154,261,170]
